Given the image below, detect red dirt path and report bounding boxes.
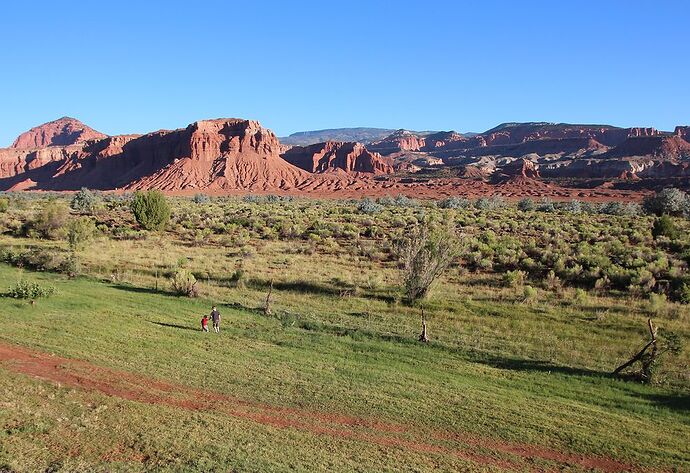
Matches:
[0,342,644,472]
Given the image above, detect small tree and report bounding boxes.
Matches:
[70,188,99,214]
[32,201,70,239]
[395,220,458,342]
[131,190,171,231]
[67,217,97,250]
[613,319,682,383]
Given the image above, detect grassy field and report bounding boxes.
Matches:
[0,194,689,471]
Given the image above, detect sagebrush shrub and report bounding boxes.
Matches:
[503,269,526,287]
[357,198,382,214]
[70,188,99,214]
[643,188,689,216]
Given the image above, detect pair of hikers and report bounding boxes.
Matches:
[201,306,221,333]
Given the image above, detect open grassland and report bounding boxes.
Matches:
[0,193,689,471]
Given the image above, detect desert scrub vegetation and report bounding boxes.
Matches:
[0,189,688,383]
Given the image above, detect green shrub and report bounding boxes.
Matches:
[0,197,9,213]
[438,197,470,209]
[544,270,562,291]
[131,190,171,231]
[67,217,97,250]
[6,280,55,299]
[652,215,678,240]
[573,288,588,304]
[503,269,526,287]
[677,283,690,304]
[229,267,246,288]
[536,198,555,212]
[517,198,535,212]
[70,188,99,214]
[32,201,70,239]
[523,285,538,302]
[170,269,198,297]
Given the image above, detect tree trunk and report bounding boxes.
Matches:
[418,308,429,343]
[264,279,273,316]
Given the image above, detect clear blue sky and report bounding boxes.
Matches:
[1,0,688,146]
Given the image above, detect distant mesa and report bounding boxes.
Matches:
[11,117,107,149]
[280,128,397,147]
[2,116,690,198]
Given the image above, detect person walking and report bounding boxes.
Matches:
[210,306,221,333]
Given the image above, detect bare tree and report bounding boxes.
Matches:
[395,220,458,342]
[613,319,682,382]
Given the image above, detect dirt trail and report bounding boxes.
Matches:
[0,342,642,472]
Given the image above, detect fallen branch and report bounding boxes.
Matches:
[613,319,657,378]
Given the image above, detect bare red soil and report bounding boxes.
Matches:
[0,342,644,472]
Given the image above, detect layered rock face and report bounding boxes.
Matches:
[470,123,658,148]
[0,119,313,191]
[10,117,107,149]
[500,158,541,179]
[281,141,394,174]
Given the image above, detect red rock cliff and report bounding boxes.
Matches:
[281,141,394,174]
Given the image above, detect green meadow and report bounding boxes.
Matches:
[0,193,688,472]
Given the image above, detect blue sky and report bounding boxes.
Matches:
[1,1,688,145]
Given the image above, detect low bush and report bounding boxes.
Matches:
[170,269,198,297]
[31,201,70,239]
[70,188,99,214]
[6,280,55,299]
[438,197,470,209]
[503,269,526,287]
[523,285,538,302]
[652,215,678,240]
[357,198,382,214]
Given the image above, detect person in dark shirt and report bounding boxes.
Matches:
[210,306,221,333]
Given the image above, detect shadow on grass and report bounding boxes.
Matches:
[110,283,173,297]
[639,392,690,413]
[147,320,198,332]
[247,278,397,303]
[475,354,610,378]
